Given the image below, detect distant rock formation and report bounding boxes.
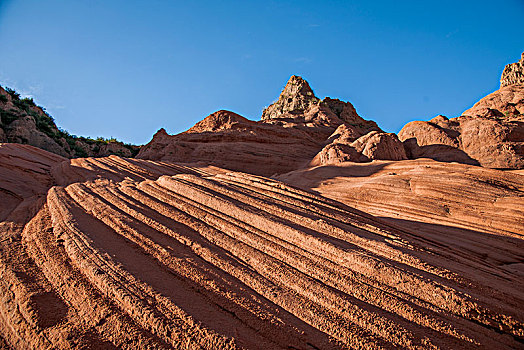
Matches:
[139,76,391,175]
[261,75,379,131]
[137,110,323,176]
[261,75,320,120]
[500,52,524,88]
[312,126,406,165]
[398,52,524,169]
[0,86,139,158]
[398,114,524,168]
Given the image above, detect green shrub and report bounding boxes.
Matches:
[5,88,20,100]
[1,85,140,158]
[0,109,20,125]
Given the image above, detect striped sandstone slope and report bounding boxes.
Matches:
[278,159,524,238]
[0,144,216,348]
[278,159,524,317]
[6,164,524,348]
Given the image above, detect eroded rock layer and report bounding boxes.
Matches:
[1,144,523,349]
[279,159,524,238]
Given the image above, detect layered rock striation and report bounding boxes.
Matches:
[1,143,523,349]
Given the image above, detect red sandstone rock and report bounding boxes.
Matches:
[138,77,385,174]
[137,110,323,176]
[312,126,407,165]
[1,55,524,349]
[398,53,524,169]
[399,112,524,168]
[1,142,523,349]
[462,84,524,119]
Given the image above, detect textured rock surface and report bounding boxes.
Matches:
[261,75,320,120]
[261,75,379,131]
[501,52,524,88]
[139,77,384,174]
[279,158,524,237]
[399,113,524,169]
[5,115,69,157]
[1,143,523,349]
[463,84,524,119]
[137,110,324,176]
[313,128,407,165]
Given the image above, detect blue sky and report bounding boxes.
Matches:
[0,0,523,145]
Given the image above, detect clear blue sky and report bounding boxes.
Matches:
[0,0,523,145]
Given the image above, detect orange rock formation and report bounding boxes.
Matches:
[1,52,524,349]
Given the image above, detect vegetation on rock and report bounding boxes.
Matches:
[0,85,139,158]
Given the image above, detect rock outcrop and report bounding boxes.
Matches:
[312,126,407,165]
[398,52,524,169]
[463,84,524,119]
[261,75,379,132]
[0,86,139,158]
[139,76,386,174]
[5,115,69,156]
[500,52,524,88]
[137,110,323,176]
[261,75,320,120]
[399,113,524,168]
[2,142,524,349]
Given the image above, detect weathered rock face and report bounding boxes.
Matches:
[463,84,524,119]
[320,97,364,126]
[312,127,407,165]
[399,114,524,169]
[500,52,524,88]
[398,52,524,169]
[261,75,320,120]
[5,115,69,157]
[5,143,524,349]
[137,110,324,176]
[352,131,408,161]
[0,86,139,158]
[139,77,387,175]
[261,75,379,133]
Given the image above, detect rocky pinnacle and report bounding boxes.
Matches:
[261,75,320,120]
[500,52,524,88]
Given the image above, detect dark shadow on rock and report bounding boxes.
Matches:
[377,216,524,260]
[403,138,480,166]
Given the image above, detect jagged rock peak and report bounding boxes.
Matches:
[500,52,524,88]
[261,75,320,120]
